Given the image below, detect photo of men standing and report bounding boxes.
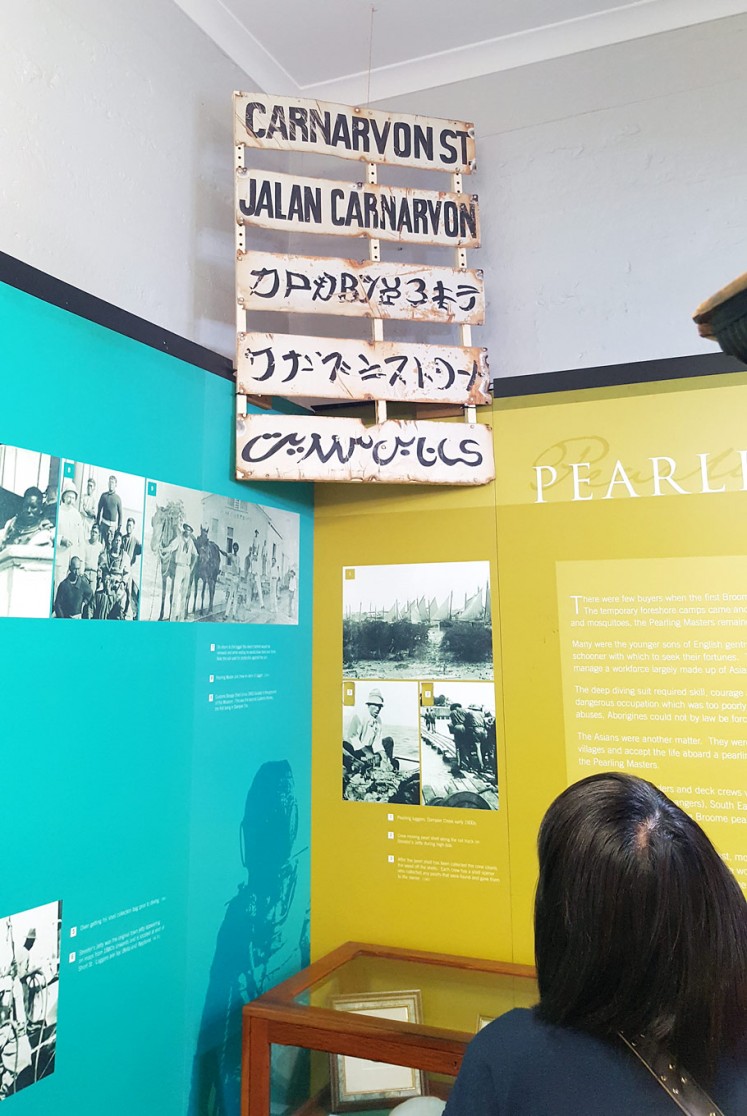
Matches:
[52,461,146,621]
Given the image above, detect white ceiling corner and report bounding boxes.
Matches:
[304,0,747,104]
[173,0,300,93]
[174,0,747,103]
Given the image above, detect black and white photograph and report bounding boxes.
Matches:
[342,681,420,805]
[0,900,61,1100]
[52,461,145,620]
[141,481,300,624]
[420,681,498,810]
[343,561,493,680]
[0,444,59,619]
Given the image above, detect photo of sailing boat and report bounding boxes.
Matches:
[342,561,493,680]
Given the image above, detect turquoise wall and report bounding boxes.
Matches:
[0,279,313,1115]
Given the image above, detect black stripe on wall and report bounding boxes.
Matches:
[492,351,745,398]
[2,250,743,399]
[0,251,234,382]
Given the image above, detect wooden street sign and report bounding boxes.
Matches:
[232,88,490,488]
[234,93,476,174]
[236,251,485,325]
[236,169,480,248]
[236,332,490,406]
[236,414,495,485]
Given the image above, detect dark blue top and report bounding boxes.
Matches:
[443,1009,747,1115]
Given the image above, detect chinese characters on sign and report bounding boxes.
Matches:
[233,93,494,485]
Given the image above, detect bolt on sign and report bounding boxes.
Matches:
[233,92,495,486]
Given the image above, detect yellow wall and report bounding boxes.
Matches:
[312,372,747,965]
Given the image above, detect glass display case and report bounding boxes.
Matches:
[242,941,538,1115]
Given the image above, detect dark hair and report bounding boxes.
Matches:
[534,772,747,1078]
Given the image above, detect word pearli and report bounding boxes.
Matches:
[534,452,747,503]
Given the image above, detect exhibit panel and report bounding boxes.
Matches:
[311,456,513,963]
[311,370,747,975]
[493,373,747,961]
[0,271,313,1115]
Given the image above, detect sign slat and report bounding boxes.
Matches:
[237,251,485,325]
[235,415,495,485]
[234,93,475,175]
[236,333,490,406]
[236,170,480,248]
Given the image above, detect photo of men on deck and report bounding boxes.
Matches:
[342,681,421,804]
[51,462,145,620]
[420,682,498,810]
[0,445,60,618]
[0,900,61,1100]
[141,480,300,624]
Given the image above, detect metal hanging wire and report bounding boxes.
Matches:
[365,6,377,107]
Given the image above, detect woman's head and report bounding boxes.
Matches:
[535,773,747,1075]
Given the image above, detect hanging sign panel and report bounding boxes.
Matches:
[234,93,476,174]
[236,414,495,485]
[236,251,485,325]
[236,332,490,405]
[236,170,480,248]
[231,88,490,487]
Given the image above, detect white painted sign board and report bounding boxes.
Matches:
[236,333,490,406]
[236,415,495,485]
[236,251,485,325]
[234,93,476,174]
[236,170,480,248]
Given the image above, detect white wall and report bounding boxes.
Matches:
[2,5,747,373]
[0,0,255,356]
[383,15,747,376]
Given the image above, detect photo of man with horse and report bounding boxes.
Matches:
[141,481,300,625]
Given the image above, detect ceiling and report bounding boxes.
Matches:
[173,0,747,102]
